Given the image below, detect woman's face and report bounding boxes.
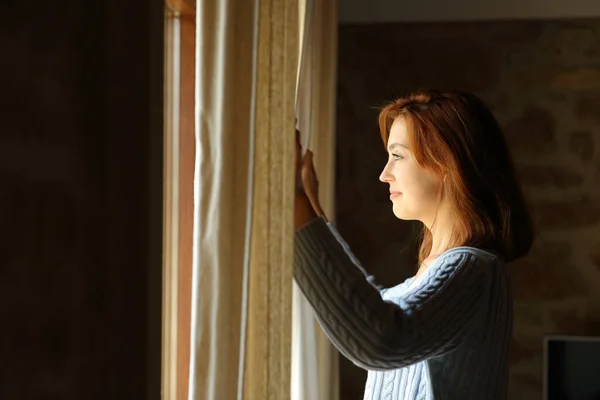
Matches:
[379,116,443,224]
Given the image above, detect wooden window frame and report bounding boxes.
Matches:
[163,1,195,399]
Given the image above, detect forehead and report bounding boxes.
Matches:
[388,116,409,144]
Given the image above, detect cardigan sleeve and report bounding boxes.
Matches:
[324,219,384,291]
[293,217,492,370]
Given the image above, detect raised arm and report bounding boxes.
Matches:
[293,217,493,371]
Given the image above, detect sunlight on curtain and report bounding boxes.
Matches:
[189,0,298,399]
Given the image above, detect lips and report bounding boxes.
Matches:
[389,191,401,200]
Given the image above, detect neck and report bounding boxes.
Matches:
[424,203,456,257]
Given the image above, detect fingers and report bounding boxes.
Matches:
[300,150,319,213]
[301,150,318,185]
[302,149,313,163]
[302,150,315,173]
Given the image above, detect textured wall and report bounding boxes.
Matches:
[0,2,163,399]
[336,20,600,400]
[339,0,600,24]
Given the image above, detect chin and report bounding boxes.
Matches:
[393,213,415,221]
[391,205,410,221]
[392,204,422,222]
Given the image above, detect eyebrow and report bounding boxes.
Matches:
[387,142,410,152]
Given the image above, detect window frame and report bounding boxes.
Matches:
[163,1,195,399]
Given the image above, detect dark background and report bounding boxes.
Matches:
[0,1,164,399]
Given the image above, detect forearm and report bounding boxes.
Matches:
[293,218,406,369]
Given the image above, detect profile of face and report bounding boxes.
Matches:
[379,116,444,225]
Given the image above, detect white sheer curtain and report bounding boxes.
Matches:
[188,0,338,397]
[189,0,299,399]
[292,1,339,400]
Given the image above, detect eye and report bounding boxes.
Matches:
[391,153,403,160]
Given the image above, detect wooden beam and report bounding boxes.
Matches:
[176,15,195,400]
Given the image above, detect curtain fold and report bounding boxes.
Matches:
[292,1,339,400]
[189,0,298,399]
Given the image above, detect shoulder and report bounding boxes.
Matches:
[428,246,500,283]
[439,246,501,265]
[380,247,501,297]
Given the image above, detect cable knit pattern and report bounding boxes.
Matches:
[293,217,512,400]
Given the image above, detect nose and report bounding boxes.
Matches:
[379,161,393,183]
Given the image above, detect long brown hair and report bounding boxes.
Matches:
[378,89,533,263]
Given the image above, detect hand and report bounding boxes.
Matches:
[295,129,325,218]
[294,129,319,229]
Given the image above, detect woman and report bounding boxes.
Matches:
[294,89,533,400]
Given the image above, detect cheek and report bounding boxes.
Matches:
[421,175,441,199]
[403,167,440,200]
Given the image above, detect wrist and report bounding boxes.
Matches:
[296,188,325,217]
[294,190,318,229]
